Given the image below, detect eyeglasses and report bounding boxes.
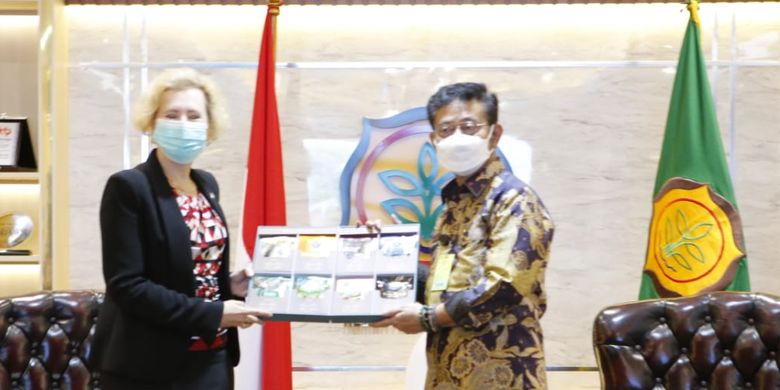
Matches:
[434,121,489,138]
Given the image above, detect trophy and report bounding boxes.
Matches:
[0,213,33,255]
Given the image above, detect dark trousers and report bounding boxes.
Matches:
[100,348,233,390]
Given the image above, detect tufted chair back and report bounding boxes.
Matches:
[0,291,103,390]
[593,292,780,390]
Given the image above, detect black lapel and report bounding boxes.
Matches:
[138,149,194,295]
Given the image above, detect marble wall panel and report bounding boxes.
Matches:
[68,68,129,290]
[276,5,699,62]
[64,3,780,368]
[733,68,780,297]
[67,7,128,64]
[66,4,780,65]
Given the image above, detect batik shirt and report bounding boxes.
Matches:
[425,155,554,390]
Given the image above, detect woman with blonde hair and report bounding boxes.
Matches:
[92,68,270,389]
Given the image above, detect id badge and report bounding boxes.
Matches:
[431,253,455,291]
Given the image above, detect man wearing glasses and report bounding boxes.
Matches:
[373,82,555,389]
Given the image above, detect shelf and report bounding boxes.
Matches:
[0,2,36,15]
[0,254,40,264]
[0,172,39,183]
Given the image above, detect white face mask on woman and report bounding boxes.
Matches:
[152,119,208,164]
[434,126,494,177]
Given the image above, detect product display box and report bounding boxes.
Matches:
[246,224,420,323]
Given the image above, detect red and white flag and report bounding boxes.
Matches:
[236,3,292,389]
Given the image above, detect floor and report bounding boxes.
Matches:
[292,371,602,389]
[287,323,602,389]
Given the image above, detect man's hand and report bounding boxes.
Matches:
[230,267,253,298]
[220,300,271,329]
[356,214,402,233]
[370,303,424,334]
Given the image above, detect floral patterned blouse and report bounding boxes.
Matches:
[425,155,555,390]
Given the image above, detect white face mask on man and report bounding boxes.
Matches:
[434,126,494,177]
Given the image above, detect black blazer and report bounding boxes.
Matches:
[92,149,239,382]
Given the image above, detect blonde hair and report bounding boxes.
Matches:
[134,68,228,142]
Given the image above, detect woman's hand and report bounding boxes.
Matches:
[370,303,424,334]
[220,300,272,329]
[230,267,253,298]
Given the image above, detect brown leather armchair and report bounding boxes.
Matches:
[0,291,103,390]
[593,291,780,390]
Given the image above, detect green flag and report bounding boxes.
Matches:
[639,3,750,300]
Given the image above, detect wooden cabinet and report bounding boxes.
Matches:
[0,172,43,295]
[0,5,45,296]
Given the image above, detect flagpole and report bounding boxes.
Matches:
[688,0,700,26]
[270,0,281,60]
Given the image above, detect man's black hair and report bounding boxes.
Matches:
[426,82,499,126]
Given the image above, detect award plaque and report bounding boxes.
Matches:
[0,117,36,170]
[247,224,420,323]
[0,214,34,255]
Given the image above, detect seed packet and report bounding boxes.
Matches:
[251,274,292,298]
[336,232,377,274]
[298,235,337,258]
[339,236,375,261]
[332,276,374,315]
[375,274,414,299]
[335,277,374,301]
[258,235,296,258]
[294,275,332,299]
[379,234,417,258]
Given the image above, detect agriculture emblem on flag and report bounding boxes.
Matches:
[644,177,745,297]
